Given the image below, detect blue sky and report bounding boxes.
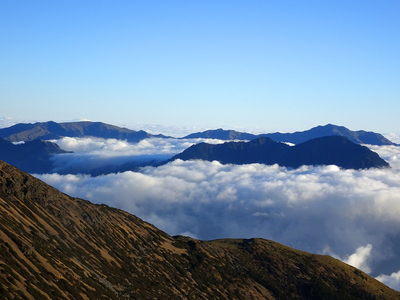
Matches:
[1,1,399,133]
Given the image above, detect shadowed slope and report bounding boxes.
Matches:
[171,136,390,170]
[0,138,70,173]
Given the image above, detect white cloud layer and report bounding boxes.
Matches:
[54,136,229,156]
[0,117,17,129]
[54,137,194,155]
[324,244,374,274]
[34,139,400,290]
[376,271,400,292]
[383,133,400,145]
[51,137,226,174]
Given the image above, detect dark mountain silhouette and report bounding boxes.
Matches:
[0,138,70,173]
[171,136,390,170]
[183,128,258,140]
[1,160,399,299]
[0,135,166,176]
[267,124,396,145]
[0,121,169,143]
[182,124,396,146]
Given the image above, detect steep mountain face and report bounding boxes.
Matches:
[0,121,168,143]
[0,138,70,173]
[182,124,396,146]
[1,160,399,299]
[171,136,390,169]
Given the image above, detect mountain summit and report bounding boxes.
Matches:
[0,160,398,299]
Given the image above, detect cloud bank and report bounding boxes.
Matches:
[376,271,400,292]
[324,244,374,274]
[35,139,400,290]
[383,133,400,145]
[50,137,226,174]
[0,117,17,129]
[120,123,276,138]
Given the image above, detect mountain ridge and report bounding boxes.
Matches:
[183,124,396,146]
[0,160,399,299]
[0,121,396,146]
[171,136,390,170]
[0,121,169,143]
[0,121,394,175]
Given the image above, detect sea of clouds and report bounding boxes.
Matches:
[48,137,227,174]
[32,135,400,290]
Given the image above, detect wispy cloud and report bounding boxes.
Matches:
[35,140,400,290]
[0,117,17,129]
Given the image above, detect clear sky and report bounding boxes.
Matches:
[1,1,399,133]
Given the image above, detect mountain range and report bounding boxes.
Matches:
[0,121,395,175]
[0,121,396,146]
[183,124,396,146]
[0,121,168,143]
[171,136,390,170]
[1,159,399,299]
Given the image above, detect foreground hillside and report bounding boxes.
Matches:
[0,161,399,299]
